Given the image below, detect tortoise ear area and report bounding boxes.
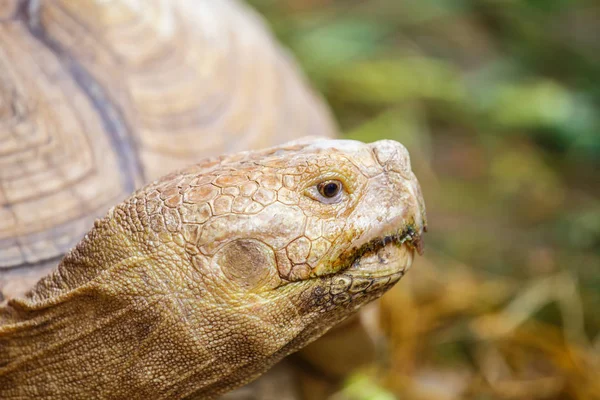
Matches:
[213,239,281,292]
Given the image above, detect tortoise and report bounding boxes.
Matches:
[0,1,427,399]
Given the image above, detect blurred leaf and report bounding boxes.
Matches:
[486,80,573,128]
[345,107,431,157]
[556,207,600,251]
[334,373,396,400]
[331,58,466,104]
[290,17,394,81]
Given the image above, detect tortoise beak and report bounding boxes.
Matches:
[410,233,425,256]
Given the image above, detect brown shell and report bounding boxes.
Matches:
[0,0,336,299]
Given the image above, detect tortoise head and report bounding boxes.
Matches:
[179,138,427,310]
[9,138,426,397]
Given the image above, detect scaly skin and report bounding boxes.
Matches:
[0,138,426,399]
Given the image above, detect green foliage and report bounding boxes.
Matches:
[251,0,600,159]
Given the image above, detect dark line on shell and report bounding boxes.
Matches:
[1,1,146,271]
[23,0,145,191]
[0,254,63,272]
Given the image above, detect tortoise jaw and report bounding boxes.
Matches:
[317,223,424,279]
[380,227,424,256]
[345,233,418,279]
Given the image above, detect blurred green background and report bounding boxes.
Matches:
[248,1,599,399]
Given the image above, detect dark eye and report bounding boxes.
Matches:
[305,179,347,204]
[318,180,342,198]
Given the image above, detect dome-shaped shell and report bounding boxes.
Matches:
[0,0,336,299]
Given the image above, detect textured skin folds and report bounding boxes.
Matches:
[0,138,426,399]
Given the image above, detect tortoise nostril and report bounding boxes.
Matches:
[371,140,412,178]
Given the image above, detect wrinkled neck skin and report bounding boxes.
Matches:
[0,138,426,399]
[0,213,388,399]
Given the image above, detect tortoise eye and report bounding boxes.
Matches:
[305,179,347,204]
[317,180,343,199]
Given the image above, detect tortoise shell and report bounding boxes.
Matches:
[0,0,336,300]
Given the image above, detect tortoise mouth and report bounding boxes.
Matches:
[345,237,415,279]
[331,226,424,278]
[361,227,424,257]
